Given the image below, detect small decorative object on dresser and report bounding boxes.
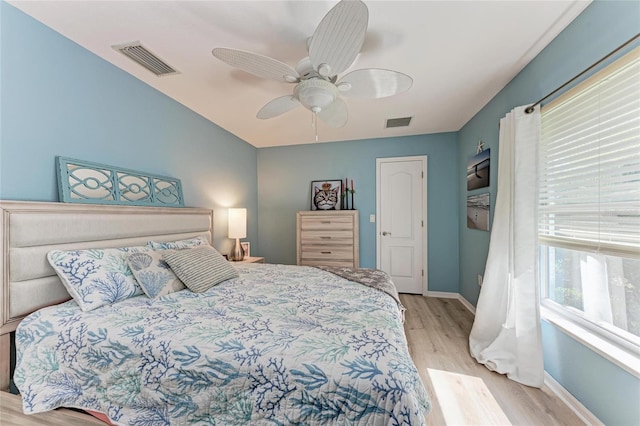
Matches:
[297,210,359,267]
[310,180,343,210]
[342,177,356,210]
[240,241,250,257]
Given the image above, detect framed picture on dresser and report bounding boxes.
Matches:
[310,180,343,211]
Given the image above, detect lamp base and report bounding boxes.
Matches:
[230,238,245,261]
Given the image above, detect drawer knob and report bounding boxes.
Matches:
[321,251,332,254]
[320,236,331,239]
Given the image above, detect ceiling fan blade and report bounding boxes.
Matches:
[337,68,413,98]
[309,0,368,77]
[257,96,301,119]
[318,98,348,128]
[212,48,300,83]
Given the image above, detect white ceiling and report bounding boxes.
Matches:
[9,0,591,148]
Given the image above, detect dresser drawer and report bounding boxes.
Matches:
[300,245,354,260]
[300,216,354,230]
[300,230,353,244]
[300,259,355,268]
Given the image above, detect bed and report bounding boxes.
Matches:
[0,201,430,425]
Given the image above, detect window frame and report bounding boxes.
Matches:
[539,246,640,377]
[537,46,640,378]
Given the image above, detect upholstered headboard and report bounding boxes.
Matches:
[0,201,213,390]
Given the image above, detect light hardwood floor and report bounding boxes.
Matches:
[0,392,103,425]
[0,296,585,425]
[402,294,585,426]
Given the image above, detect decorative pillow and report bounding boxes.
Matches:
[147,235,208,250]
[162,245,239,293]
[127,251,186,298]
[47,246,149,312]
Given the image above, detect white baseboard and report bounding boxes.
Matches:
[427,291,476,315]
[456,294,476,315]
[427,291,602,425]
[544,372,604,426]
[426,291,458,299]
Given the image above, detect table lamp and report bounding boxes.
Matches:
[228,208,247,261]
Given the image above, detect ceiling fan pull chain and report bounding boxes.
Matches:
[313,111,319,142]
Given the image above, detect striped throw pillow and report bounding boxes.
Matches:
[162,245,239,292]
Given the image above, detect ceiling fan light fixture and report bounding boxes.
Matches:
[294,79,338,112]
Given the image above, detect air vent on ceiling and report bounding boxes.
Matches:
[385,116,412,128]
[112,41,179,76]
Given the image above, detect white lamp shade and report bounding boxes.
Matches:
[228,208,247,239]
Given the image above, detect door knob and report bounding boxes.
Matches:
[382,231,391,236]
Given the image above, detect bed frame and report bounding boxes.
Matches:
[0,201,213,391]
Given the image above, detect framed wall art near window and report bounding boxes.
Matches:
[310,180,343,211]
[467,149,490,190]
[467,192,490,231]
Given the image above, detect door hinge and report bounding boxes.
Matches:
[421,171,424,178]
[422,269,424,277]
[421,220,424,227]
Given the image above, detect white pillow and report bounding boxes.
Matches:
[146,235,208,250]
[48,246,149,311]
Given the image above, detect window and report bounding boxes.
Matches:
[539,46,640,369]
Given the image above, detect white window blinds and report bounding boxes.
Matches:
[539,47,640,258]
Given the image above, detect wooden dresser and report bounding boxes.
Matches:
[296,210,359,267]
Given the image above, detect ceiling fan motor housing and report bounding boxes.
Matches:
[294,79,339,112]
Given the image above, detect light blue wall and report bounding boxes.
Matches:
[457,1,640,424]
[0,3,258,254]
[3,0,638,422]
[542,321,640,426]
[257,133,460,293]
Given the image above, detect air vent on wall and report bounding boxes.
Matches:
[112,41,179,76]
[386,116,413,128]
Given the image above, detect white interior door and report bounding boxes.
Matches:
[376,156,427,294]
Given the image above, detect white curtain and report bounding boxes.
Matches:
[469,105,544,388]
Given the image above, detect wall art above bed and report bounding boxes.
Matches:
[56,156,184,207]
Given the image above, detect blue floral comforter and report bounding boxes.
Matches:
[14,263,430,425]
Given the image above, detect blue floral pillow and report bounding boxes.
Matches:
[47,246,149,312]
[147,235,208,250]
[127,251,185,298]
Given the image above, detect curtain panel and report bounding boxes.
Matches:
[469,105,544,387]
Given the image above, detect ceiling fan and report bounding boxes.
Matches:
[212,0,412,138]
